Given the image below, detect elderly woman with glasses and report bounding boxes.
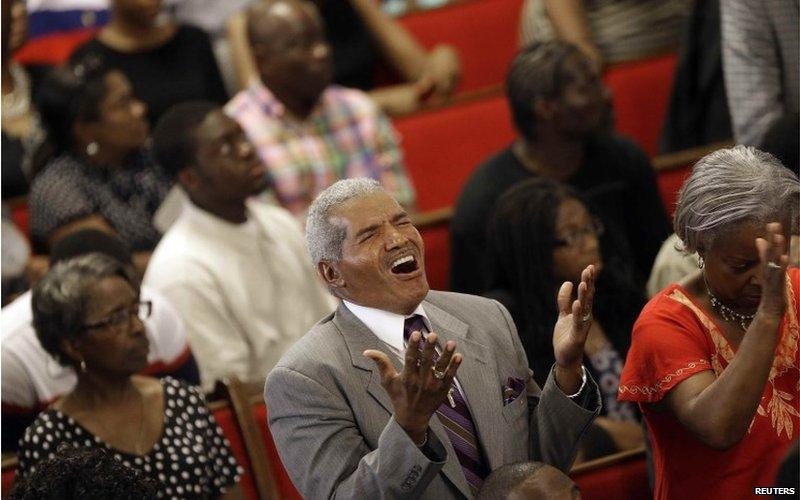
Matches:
[484,177,646,459]
[619,146,799,500]
[17,253,242,499]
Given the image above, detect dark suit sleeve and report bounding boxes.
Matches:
[493,300,600,472]
[265,366,448,499]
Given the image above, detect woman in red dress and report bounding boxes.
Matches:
[619,145,799,500]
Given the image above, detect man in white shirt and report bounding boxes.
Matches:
[1,229,199,451]
[147,101,336,391]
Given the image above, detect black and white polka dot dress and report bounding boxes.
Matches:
[17,378,242,499]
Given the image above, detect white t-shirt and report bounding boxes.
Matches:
[144,199,337,390]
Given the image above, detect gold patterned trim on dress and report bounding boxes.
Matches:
[664,277,799,440]
[618,359,710,401]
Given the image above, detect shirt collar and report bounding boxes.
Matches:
[248,79,333,122]
[343,300,430,353]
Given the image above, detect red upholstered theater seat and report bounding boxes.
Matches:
[419,221,451,292]
[253,403,302,500]
[398,0,523,93]
[571,448,650,500]
[1,457,16,499]
[210,404,260,500]
[393,91,516,211]
[656,163,693,219]
[603,52,679,157]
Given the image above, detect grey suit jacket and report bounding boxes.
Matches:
[264,291,600,499]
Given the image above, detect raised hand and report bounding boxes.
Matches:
[553,265,596,371]
[364,332,462,444]
[756,222,789,318]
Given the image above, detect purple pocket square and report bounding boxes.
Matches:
[502,376,526,406]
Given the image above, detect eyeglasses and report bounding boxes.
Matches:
[82,301,152,332]
[554,218,604,248]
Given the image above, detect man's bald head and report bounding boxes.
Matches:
[245,0,332,113]
[247,0,315,50]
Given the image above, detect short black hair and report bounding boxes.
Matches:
[476,462,546,499]
[9,445,158,499]
[49,229,133,267]
[35,54,112,154]
[506,41,582,140]
[151,100,219,180]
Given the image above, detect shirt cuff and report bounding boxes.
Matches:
[566,365,588,399]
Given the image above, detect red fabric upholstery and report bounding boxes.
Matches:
[393,93,515,211]
[10,203,29,240]
[656,163,693,219]
[253,403,302,500]
[603,52,679,157]
[398,0,523,93]
[571,454,650,500]
[13,29,99,66]
[211,406,259,500]
[1,465,15,499]
[420,223,451,292]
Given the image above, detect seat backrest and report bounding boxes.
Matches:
[1,456,17,499]
[398,0,524,93]
[570,448,649,500]
[252,403,303,500]
[602,52,679,157]
[210,402,260,500]
[393,90,516,211]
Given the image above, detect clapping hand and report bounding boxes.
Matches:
[756,222,789,319]
[552,265,596,393]
[364,332,462,445]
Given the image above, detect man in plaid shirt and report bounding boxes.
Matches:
[225,0,416,217]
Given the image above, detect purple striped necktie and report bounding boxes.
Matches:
[403,314,489,495]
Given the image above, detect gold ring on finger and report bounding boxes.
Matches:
[432,367,446,380]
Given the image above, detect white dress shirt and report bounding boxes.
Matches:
[343,300,468,402]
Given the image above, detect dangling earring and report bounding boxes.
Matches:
[79,358,87,373]
[86,142,99,156]
[698,256,704,269]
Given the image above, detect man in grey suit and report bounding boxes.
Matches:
[265,179,600,499]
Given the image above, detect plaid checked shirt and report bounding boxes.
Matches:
[225,82,415,216]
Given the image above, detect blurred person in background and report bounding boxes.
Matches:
[485,178,645,459]
[227,0,460,116]
[16,253,241,498]
[519,0,690,70]
[147,101,336,390]
[70,0,228,126]
[2,229,199,452]
[225,0,416,217]
[30,54,170,265]
[452,41,669,295]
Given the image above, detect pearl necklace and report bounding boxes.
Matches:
[705,279,755,332]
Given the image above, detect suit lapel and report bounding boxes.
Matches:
[424,300,506,473]
[333,303,399,415]
[332,299,505,499]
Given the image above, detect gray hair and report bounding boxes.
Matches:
[32,253,136,366]
[306,178,383,265]
[674,145,799,253]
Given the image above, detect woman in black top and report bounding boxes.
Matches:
[17,253,241,499]
[70,0,227,126]
[485,178,646,457]
[30,55,169,256]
